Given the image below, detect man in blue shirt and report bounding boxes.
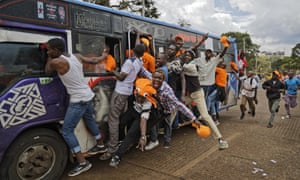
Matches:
[284,71,300,119]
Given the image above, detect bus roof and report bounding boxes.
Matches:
[63,0,236,42]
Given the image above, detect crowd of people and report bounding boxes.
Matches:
[45,34,300,177]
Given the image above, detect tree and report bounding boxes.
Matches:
[178,18,191,27]
[223,32,260,71]
[82,0,160,18]
[84,0,110,6]
[117,0,160,18]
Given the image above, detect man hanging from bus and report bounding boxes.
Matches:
[45,38,107,177]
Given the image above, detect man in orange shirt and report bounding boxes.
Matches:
[174,36,186,57]
[94,45,116,73]
[206,62,227,125]
[140,37,155,73]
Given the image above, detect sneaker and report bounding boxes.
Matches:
[267,123,273,128]
[87,145,107,155]
[219,140,229,150]
[145,140,159,151]
[286,115,291,119]
[163,141,170,149]
[240,112,245,120]
[109,155,120,168]
[68,160,92,177]
[214,120,220,126]
[99,152,112,161]
[252,111,255,117]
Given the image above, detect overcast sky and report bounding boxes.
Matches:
[109,0,299,56]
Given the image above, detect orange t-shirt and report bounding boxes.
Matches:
[215,67,227,87]
[95,54,116,72]
[104,54,116,71]
[142,52,155,73]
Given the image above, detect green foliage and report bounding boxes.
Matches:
[223,32,260,71]
[83,0,110,6]
[118,0,160,18]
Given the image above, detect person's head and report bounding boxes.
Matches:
[272,70,280,80]
[205,49,213,59]
[47,38,65,58]
[247,71,254,78]
[217,61,226,69]
[174,36,184,49]
[152,69,165,90]
[166,43,179,59]
[133,44,145,58]
[288,71,294,79]
[156,53,168,68]
[184,49,196,63]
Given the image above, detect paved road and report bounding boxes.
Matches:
[61,88,300,179]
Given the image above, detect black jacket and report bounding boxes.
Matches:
[262,78,285,100]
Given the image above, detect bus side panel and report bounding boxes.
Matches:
[0,77,67,162]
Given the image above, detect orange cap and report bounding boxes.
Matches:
[175,35,184,42]
[273,70,282,79]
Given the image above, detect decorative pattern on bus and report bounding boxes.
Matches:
[0,83,46,129]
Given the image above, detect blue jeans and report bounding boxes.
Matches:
[202,85,217,114]
[62,100,101,153]
[207,89,218,115]
[149,113,172,143]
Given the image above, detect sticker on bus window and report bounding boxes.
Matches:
[39,78,53,85]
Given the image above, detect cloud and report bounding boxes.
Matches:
[112,0,299,55]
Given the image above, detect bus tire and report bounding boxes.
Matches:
[0,128,68,180]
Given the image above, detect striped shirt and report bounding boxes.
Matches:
[140,67,195,120]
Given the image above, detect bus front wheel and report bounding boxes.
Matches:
[0,128,68,180]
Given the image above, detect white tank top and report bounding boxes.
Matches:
[58,55,94,103]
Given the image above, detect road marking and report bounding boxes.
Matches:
[172,132,241,177]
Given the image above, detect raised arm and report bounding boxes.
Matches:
[75,52,108,64]
[190,33,208,51]
[219,36,230,58]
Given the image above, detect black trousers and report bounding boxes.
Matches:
[116,107,161,158]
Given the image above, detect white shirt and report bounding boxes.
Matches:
[195,55,223,86]
[133,100,152,120]
[241,77,258,97]
[58,55,94,103]
[115,57,143,95]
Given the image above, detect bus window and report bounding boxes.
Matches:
[73,32,120,73]
[0,42,46,93]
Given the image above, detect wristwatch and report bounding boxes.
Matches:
[140,135,146,140]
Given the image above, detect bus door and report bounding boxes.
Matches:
[71,30,121,149]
